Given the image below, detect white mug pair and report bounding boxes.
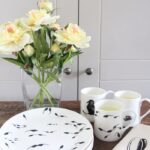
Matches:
[80,87,150,141]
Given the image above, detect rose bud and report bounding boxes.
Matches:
[23,45,35,57]
[51,43,60,53]
[38,0,53,12]
[70,46,77,52]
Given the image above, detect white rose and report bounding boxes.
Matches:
[54,23,91,49]
[24,9,59,31]
[0,23,32,54]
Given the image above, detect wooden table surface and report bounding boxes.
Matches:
[0,101,150,150]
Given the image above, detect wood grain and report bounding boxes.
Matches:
[0,101,149,150]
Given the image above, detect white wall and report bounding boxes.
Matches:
[100,0,150,98]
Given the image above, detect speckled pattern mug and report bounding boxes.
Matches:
[94,100,136,142]
[80,87,113,122]
[114,90,150,126]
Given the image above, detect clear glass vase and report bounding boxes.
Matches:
[21,68,62,109]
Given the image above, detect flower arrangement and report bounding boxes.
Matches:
[0,0,91,107]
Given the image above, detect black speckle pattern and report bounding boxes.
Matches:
[27,144,48,150]
[43,107,51,114]
[103,115,119,118]
[13,124,27,129]
[54,113,66,118]
[25,129,38,132]
[23,114,27,120]
[65,121,85,128]
[64,125,91,139]
[71,141,85,150]
[127,137,147,150]
[98,124,125,139]
[0,107,93,150]
[59,145,64,149]
[28,134,46,137]
[5,143,9,148]
[48,123,58,126]
[124,115,132,121]
[4,132,12,135]
[44,131,55,134]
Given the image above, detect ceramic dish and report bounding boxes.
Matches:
[113,124,150,150]
[0,107,93,150]
[84,139,94,150]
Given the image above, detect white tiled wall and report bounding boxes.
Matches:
[101,60,150,80]
[100,0,150,97]
[100,80,150,98]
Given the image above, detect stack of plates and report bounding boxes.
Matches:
[0,108,94,150]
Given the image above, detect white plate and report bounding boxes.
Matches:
[84,139,94,150]
[0,108,93,150]
[113,124,150,150]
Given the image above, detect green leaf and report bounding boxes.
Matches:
[42,54,60,69]
[40,28,50,53]
[45,73,57,83]
[3,58,24,68]
[39,54,48,66]
[32,29,51,66]
[72,51,82,57]
[17,51,25,63]
[32,31,43,59]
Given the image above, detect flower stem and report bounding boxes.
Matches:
[32,91,40,107]
[42,70,45,83]
[31,71,57,107]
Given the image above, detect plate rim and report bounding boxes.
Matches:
[0,107,94,150]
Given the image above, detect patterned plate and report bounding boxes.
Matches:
[84,139,94,150]
[0,108,93,150]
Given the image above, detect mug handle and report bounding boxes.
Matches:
[103,90,114,98]
[140,98,150,121]
[122,110,136,130]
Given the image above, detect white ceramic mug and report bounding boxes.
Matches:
[94,100,136,142]
[114,90,150,126]
[80,87,113,122]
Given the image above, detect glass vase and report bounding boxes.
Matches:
[21,68,62,109]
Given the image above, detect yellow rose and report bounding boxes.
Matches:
[54,23,91,48]
[27,9,47,27]
[51,43,60,52]
[0,22,32,53]
[38,0,53,12]
[25,9,59,31]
